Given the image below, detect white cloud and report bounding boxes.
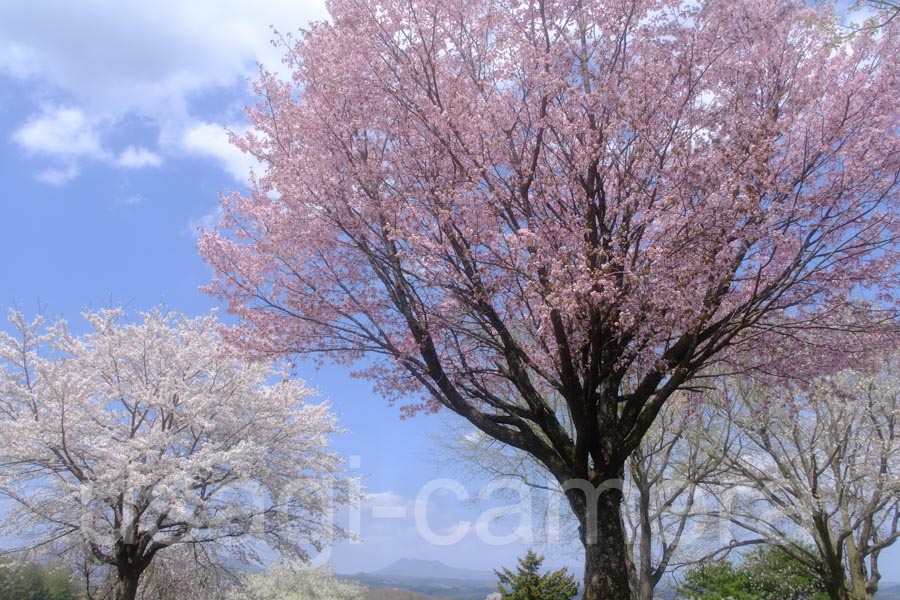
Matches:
[0,1,327,183]
[11,107,166,182]
[115,146,162,169]
[182,121,261,182]
[0,1,327,117]
[13,107,103,159]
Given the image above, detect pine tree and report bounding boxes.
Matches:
[495,550,578,600]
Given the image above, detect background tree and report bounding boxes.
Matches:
[677,545,828,600]
[677,560,753,600]
[0,309,353,600]
[200,0,900,597]
[622,394,736,600]
[697,363,900,600]
[495,550,578,600]
[0,559,79,600]
[857,1,899,27]
[134,545,235,600]
[227,563,366,600]
[433,393,735,600]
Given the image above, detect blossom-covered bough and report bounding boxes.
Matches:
[200,0,899,597]
[0,309,353,600]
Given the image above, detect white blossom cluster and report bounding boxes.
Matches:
[228,563,365,600]
[0,308,353,569]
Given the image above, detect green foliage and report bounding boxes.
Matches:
[678,545,828,600]
[0,560,79,600]
[495,550,578,600]
[678,560,755,600]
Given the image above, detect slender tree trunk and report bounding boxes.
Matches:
[568,481,632,600]
[636,476,654,600]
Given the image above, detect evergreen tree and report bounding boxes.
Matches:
[495,550,578,600]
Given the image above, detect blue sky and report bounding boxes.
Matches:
[0,0,896,582]
[0,0,556,576]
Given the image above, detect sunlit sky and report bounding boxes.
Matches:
[0,0,896,582]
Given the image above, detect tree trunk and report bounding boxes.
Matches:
[635,475,654,600]
[114,572,141,600]
[822,567,851,600]
[114,540,146,600]
[568,481,632,600]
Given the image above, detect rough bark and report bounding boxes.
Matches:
[113,542,146,600]
[113,572,141,600]
[567,480,632,600]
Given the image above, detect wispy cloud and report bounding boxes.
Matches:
[114,146,162,169]
[36,164,79,186]
[186,205,223,239]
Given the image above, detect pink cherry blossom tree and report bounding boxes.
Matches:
[200,0,899,597]
[0,309,353,600]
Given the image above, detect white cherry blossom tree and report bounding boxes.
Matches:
[700,365,900,600]
[0,308,353,600]
[228,563,366,600]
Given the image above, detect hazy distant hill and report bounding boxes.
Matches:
[348,573,495,600]
[371,558,494,581]
[363,588,441,600]
[340,566,900,600]
[341,559,497,600]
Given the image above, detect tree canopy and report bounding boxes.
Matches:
[678,545,828,600]
[200,0,899,596]
[0,309,352,600]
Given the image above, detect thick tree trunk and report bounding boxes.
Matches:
[568,481,632,600]
[822,566,851,600]
[114,572,141,600]
[113,541,146,600]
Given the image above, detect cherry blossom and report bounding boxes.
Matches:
[0,309,353,600]
[200,1,899,596]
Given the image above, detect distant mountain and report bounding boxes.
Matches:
[344,572,495,600]
[363,589,439,600]
[877,582,900,600]
[371,558,494,582]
